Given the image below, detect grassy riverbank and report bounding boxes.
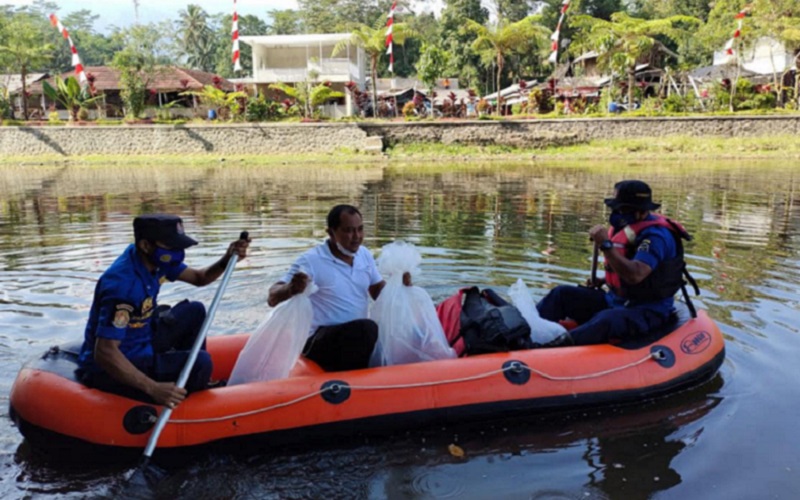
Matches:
[2,134,799,166]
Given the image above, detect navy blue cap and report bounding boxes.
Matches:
[604,180,661,211]
[133,214,198,249]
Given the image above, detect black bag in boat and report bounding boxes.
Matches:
[459,287,533,355]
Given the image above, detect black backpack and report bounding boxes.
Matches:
[458,287,533,355]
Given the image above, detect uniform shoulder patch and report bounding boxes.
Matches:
[637,239,652,254]
[112,303,133,329]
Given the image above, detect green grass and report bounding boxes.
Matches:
[386,135,800,161]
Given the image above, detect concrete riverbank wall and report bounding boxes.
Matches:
[1,115,799,157]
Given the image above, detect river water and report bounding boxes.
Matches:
[0,161,798,499]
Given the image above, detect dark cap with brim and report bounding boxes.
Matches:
[133,214,198,249]
[604,180,661,211]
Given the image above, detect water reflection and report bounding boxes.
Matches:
[1,162,799,498]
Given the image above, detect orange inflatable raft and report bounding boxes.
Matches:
[9,307,724,455]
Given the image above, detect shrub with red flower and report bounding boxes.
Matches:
[212,76,222,89]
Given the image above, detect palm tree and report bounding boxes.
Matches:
[177,4,215,72]
[0,15,53,120]
[333,21,414,118]
[572,12,700,109]
[463,16,551,115]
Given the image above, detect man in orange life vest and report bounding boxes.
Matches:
[537,180,691,346]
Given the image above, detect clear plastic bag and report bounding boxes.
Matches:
[508,278,567,344]
[370,241,456,366]
[228,281,319,385]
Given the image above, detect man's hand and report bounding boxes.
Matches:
[589,224,609,246]
[227,234,251,261]
[402,272,412,287]
[289,272,309,296]
[147,381,187,408]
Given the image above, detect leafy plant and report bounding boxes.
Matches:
[245,93,282,122]
[42,76,103,122]
[181,85,247,120]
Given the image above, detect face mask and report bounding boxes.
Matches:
[609,211,638,230]
[151,247,185,270]
[335,241,357,258]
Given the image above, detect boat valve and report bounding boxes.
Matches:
[502,360,531,385]
[650,345,676,368]
[321,380,351,404]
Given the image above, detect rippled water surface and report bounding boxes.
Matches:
[1,161,799,499]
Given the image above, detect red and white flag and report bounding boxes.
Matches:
[386,1,397,73]
[724,8,749,57]
[49,13,87,84]
[548,0,571,65]
[232,0,242,72]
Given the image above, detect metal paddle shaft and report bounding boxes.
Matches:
[142,231,248,460]
[591,244,599,288]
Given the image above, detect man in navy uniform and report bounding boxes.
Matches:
[537,180,692,346]
[77,214,249,409]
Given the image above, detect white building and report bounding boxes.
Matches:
[240,34,367,118]
[714,36,798,76]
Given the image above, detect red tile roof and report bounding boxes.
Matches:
[27,66,235,93]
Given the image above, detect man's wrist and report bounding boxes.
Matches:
[599,239,613,252]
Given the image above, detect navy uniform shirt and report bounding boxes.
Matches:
[607,215,678,316]
[78,244,187,373]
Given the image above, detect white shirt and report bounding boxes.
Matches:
[282,241,383,334]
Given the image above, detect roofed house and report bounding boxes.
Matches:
[240,34,367,118]
[538,43,679,106]
[25,66,235,119]
[1,73,50,119]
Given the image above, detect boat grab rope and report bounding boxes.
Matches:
[167,351,661,425]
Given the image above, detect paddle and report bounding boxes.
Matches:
[127,231,248,485]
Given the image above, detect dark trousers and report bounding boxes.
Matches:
[82,300,213,402]
[303,319,378,372]
[537,285,671,346]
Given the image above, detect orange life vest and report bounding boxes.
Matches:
[604,214,692,303]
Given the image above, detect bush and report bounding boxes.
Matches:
[402,101,416,118]
[77,107,90,121]
[48,111,62,124]
[246,94,281,122]
[0,95,11,120]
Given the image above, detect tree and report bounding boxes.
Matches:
[176,4,216,72]
[212,14,268,77]
[438,0,490,91]
[572,12,700,107]
[463,16,551,114]
[0,13,54,119]
[493,0,533,23]
[298,0,396,33]
[267,9,304,35]
[333,21,414,117]
[416,43,451,93]
[110,24,170,119]
[42,75,102,121]
[631,0,712,21]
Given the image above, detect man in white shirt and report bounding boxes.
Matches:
[268,205,409,371]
